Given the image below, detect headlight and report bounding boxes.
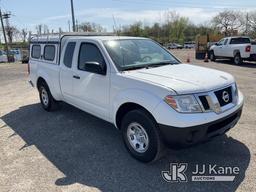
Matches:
[164,95,202,113]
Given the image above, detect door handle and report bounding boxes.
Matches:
[73,75,80,79]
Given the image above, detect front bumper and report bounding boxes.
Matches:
[158,105,243,148]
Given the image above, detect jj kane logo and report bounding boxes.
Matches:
[162,163,239,182]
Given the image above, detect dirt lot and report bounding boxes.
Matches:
[0,49,255,192]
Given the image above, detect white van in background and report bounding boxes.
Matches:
[0,50,8,63]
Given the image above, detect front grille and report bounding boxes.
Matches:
[214,87,232,107]
[199,95,210,110]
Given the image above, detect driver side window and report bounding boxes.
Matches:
[78,43,106,72]
[218,39,225,46]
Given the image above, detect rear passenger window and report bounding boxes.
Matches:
[31,45,41,59]
[64,42,76,68]
[230,38,250,44]
[44,45,55,61]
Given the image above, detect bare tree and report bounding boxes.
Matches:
[5,26,19,44]
[248,11,256,37]
[78,22,105,32]
[36,24,42,35]
[21,28,28,42]
[43,24,49,34]
[212,10,244,36]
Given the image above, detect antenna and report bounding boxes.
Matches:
[112,14,120,36]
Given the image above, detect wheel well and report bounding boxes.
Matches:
[115,102,155,129]
[36,77,46,90]
[233,50,240,57]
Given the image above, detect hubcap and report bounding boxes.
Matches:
[210,53,213,60]
[41,87,49,106]
[127,122,149,153]
[235,56,240,64]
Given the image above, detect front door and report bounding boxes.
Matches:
[214,38,225,57]
[72,41,110,120]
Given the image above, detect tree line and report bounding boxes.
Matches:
[2,10,256,45]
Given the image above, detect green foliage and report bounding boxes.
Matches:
[120,12,217,44]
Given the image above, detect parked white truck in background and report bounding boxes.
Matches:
[209,36,256,65]
[28,33,244,162]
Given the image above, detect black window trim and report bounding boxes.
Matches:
[63,41,76,68]
[77,42,107,73]
[43,44,56,61]
[31,44,41,59]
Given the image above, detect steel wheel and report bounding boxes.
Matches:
[41,87,49,107]
[234,54,241,65]
[127,122,149,153]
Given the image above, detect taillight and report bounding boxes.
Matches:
[245,45,251,52]
[27,63,30,74]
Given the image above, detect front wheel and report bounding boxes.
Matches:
[121,109,164,163]
[209,51,216,61]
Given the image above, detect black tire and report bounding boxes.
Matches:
[121,109,164,163]
[234,53,242,65]
[38,81,58,111]
[209,51,216,61]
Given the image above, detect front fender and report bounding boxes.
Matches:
[112,88,163,127]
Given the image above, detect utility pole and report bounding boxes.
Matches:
[70,0,76,32]
[0,9,9,62]
[2,12,12,46]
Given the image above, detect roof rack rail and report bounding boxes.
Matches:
[29,32,116,43]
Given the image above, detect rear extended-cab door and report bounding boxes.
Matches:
[60,40,77,100]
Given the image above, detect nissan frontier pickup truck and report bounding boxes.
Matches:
[28,33,244,162]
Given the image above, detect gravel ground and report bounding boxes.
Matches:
[0,50,255,192]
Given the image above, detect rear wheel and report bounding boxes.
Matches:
[234,53,242,65]
[39,82,58,111]
[209,51,216,61]
[121,109,164,163]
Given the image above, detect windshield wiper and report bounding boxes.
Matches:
[122,60,179,71]
[145,61,178,68]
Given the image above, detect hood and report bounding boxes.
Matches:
[124,64,234,94]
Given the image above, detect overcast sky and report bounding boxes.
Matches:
[1,0,256,32]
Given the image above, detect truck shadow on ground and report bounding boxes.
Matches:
[2,103,250,192]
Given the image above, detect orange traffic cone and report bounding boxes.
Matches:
[204,52,209,62]
[186,53,190,63]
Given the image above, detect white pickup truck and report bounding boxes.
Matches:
[28,33,244,162]
[209,36,256,65]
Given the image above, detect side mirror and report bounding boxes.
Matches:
[84,61,106,75]
[215,43,219,46]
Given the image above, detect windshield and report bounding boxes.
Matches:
[103,39,180,71]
